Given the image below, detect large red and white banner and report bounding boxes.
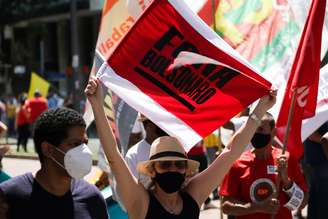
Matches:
[97,0,271,149]
[276,0,326,159]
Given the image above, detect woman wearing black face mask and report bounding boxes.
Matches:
[86,76,277,219]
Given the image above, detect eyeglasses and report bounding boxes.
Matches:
[157,160,187,170]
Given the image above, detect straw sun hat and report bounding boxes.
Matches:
[137,136,200,176]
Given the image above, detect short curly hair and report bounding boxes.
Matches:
[34,107,86,163]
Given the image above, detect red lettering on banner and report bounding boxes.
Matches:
[98,16,135,55]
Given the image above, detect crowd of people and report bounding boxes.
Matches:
[0,76,326,219]
[0,90,80,152]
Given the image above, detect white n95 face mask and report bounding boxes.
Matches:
[52,144,93,179]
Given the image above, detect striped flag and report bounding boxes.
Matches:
[97,0,271,149]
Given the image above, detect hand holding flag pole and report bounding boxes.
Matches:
[272,0,326,218]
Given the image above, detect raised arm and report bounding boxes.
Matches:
[85,76,148,215]
[186,90,277,206]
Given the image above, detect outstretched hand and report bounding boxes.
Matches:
[256,89,277,113]
[84,76,103,106]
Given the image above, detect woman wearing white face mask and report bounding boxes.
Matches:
[0,108,109,219]
[86,76,277,219]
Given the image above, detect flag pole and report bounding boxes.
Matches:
[282,88,298,155]
[271,88,298,219]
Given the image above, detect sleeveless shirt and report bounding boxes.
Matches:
[145,191,200,219]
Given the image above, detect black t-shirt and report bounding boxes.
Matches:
[145,191,200,219]
[0,172,108,219]
[304,122,328,167]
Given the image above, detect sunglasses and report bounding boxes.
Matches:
[157,160,187,170]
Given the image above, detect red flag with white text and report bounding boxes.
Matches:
[276,0,326,159]
[97,0,271,150]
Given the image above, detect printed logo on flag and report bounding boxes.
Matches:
[135,27,243,111]
[103,0,271,140]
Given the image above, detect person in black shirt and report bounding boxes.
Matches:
[304,122,328,219]
[85,76,276,219]
[0,107,108,219]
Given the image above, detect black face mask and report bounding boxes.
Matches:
[153,172,185,194]
[251,132,272,149]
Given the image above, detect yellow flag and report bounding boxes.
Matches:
[28,72,50,99]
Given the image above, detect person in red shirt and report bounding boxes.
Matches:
[26,90,48,124]
[219,112,308,219]
[15,94,30,152]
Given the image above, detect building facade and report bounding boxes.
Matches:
[0,0,101,102]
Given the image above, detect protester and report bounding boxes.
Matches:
[85,76,276,219]
[0,107,108,219]
[303,122,328,219]
[25,90,48,130]
[15,94,30,152]
[111,114,168,211]
[47,91,59,109]
[125,115,167,187]
[63,93,74,109]
[219,112,308,219]
[204,130,221,165]
[5,96,16,137]
[127,116,145,149]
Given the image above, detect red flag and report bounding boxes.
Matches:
[276,0,326,159]
[98,0,271,150]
